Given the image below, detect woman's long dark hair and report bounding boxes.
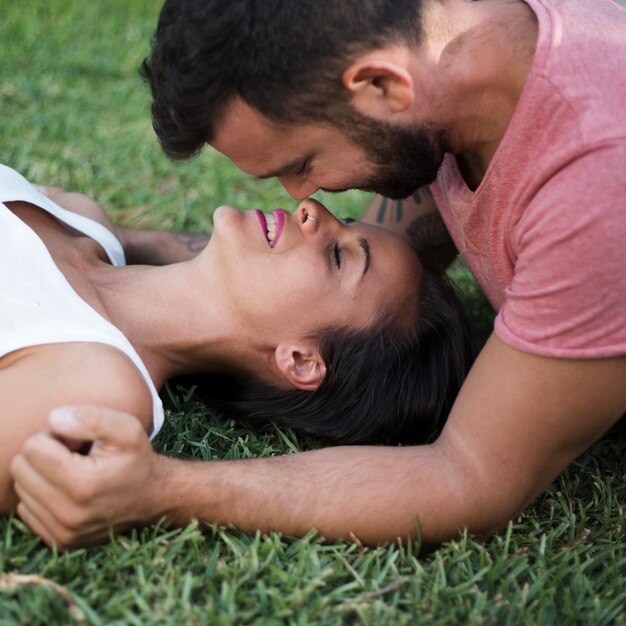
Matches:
[189,269,477,445]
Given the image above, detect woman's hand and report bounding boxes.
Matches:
[10,405,165,550]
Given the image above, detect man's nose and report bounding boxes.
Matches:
[278,175,319,200]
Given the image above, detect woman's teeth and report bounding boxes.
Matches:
[266,213,277,246]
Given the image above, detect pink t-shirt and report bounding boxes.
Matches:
[431,0,626,359]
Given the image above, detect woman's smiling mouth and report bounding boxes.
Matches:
[256,209,285,248]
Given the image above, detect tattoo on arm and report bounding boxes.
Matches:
[410,187,433,205]
[174,234,210,253]
[376,197,404,224]
[370,188,455,270]
[376,187,434,225]
[376,197,388,223]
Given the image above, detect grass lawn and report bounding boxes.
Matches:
[0,1,624,624]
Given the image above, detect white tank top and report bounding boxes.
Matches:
[0,164,164,438]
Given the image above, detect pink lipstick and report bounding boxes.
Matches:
[255,209,269,245]
[270,209,285,248]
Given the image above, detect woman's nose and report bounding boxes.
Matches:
[296,199,339,237]
[296,199,322,231]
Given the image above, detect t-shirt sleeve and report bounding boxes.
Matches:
[495,140,626,358]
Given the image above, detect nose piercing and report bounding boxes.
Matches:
[306,215,319,223]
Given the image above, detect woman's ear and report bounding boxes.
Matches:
[274,344,327,391]
[342,50,414,117]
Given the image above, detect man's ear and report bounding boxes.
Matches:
[274,344,327,391]
[342,51,414,117]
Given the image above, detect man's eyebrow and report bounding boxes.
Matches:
[256,157,305,180]
[359,236,371,278]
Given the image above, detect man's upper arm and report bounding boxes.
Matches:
[438,333,626,536]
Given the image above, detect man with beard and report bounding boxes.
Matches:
[11,0,626,549]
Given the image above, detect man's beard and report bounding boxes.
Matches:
[327,110,449,199]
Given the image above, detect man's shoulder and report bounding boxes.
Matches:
[536,0,626,135]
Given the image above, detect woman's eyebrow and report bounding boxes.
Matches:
[359,236,371,279]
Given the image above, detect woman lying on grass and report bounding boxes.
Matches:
[0,163,475,512]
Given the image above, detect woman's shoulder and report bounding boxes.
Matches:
[37,190,119,238]
[0,342,153,432]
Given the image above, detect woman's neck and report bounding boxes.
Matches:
[88,255,255,388]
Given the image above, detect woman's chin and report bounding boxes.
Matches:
[213,204,253,236]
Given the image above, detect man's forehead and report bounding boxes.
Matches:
[211,98,340,177]
[212,99,294,161]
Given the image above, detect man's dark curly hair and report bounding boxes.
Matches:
[141,0,423,159]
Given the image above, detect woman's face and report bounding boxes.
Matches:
[206,199,422,347]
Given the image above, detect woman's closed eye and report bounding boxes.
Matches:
[334,243,342,269]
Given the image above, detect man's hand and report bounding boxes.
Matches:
[10,405,163,549]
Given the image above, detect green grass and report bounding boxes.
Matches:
[0,1,624,624]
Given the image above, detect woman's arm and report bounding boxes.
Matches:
[0,342,151,513]
[40,188,209,265]
[115,227,209,265]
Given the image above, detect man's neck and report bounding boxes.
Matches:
[426,0,538,185]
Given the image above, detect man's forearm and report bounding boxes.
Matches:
[151,443,472,547]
